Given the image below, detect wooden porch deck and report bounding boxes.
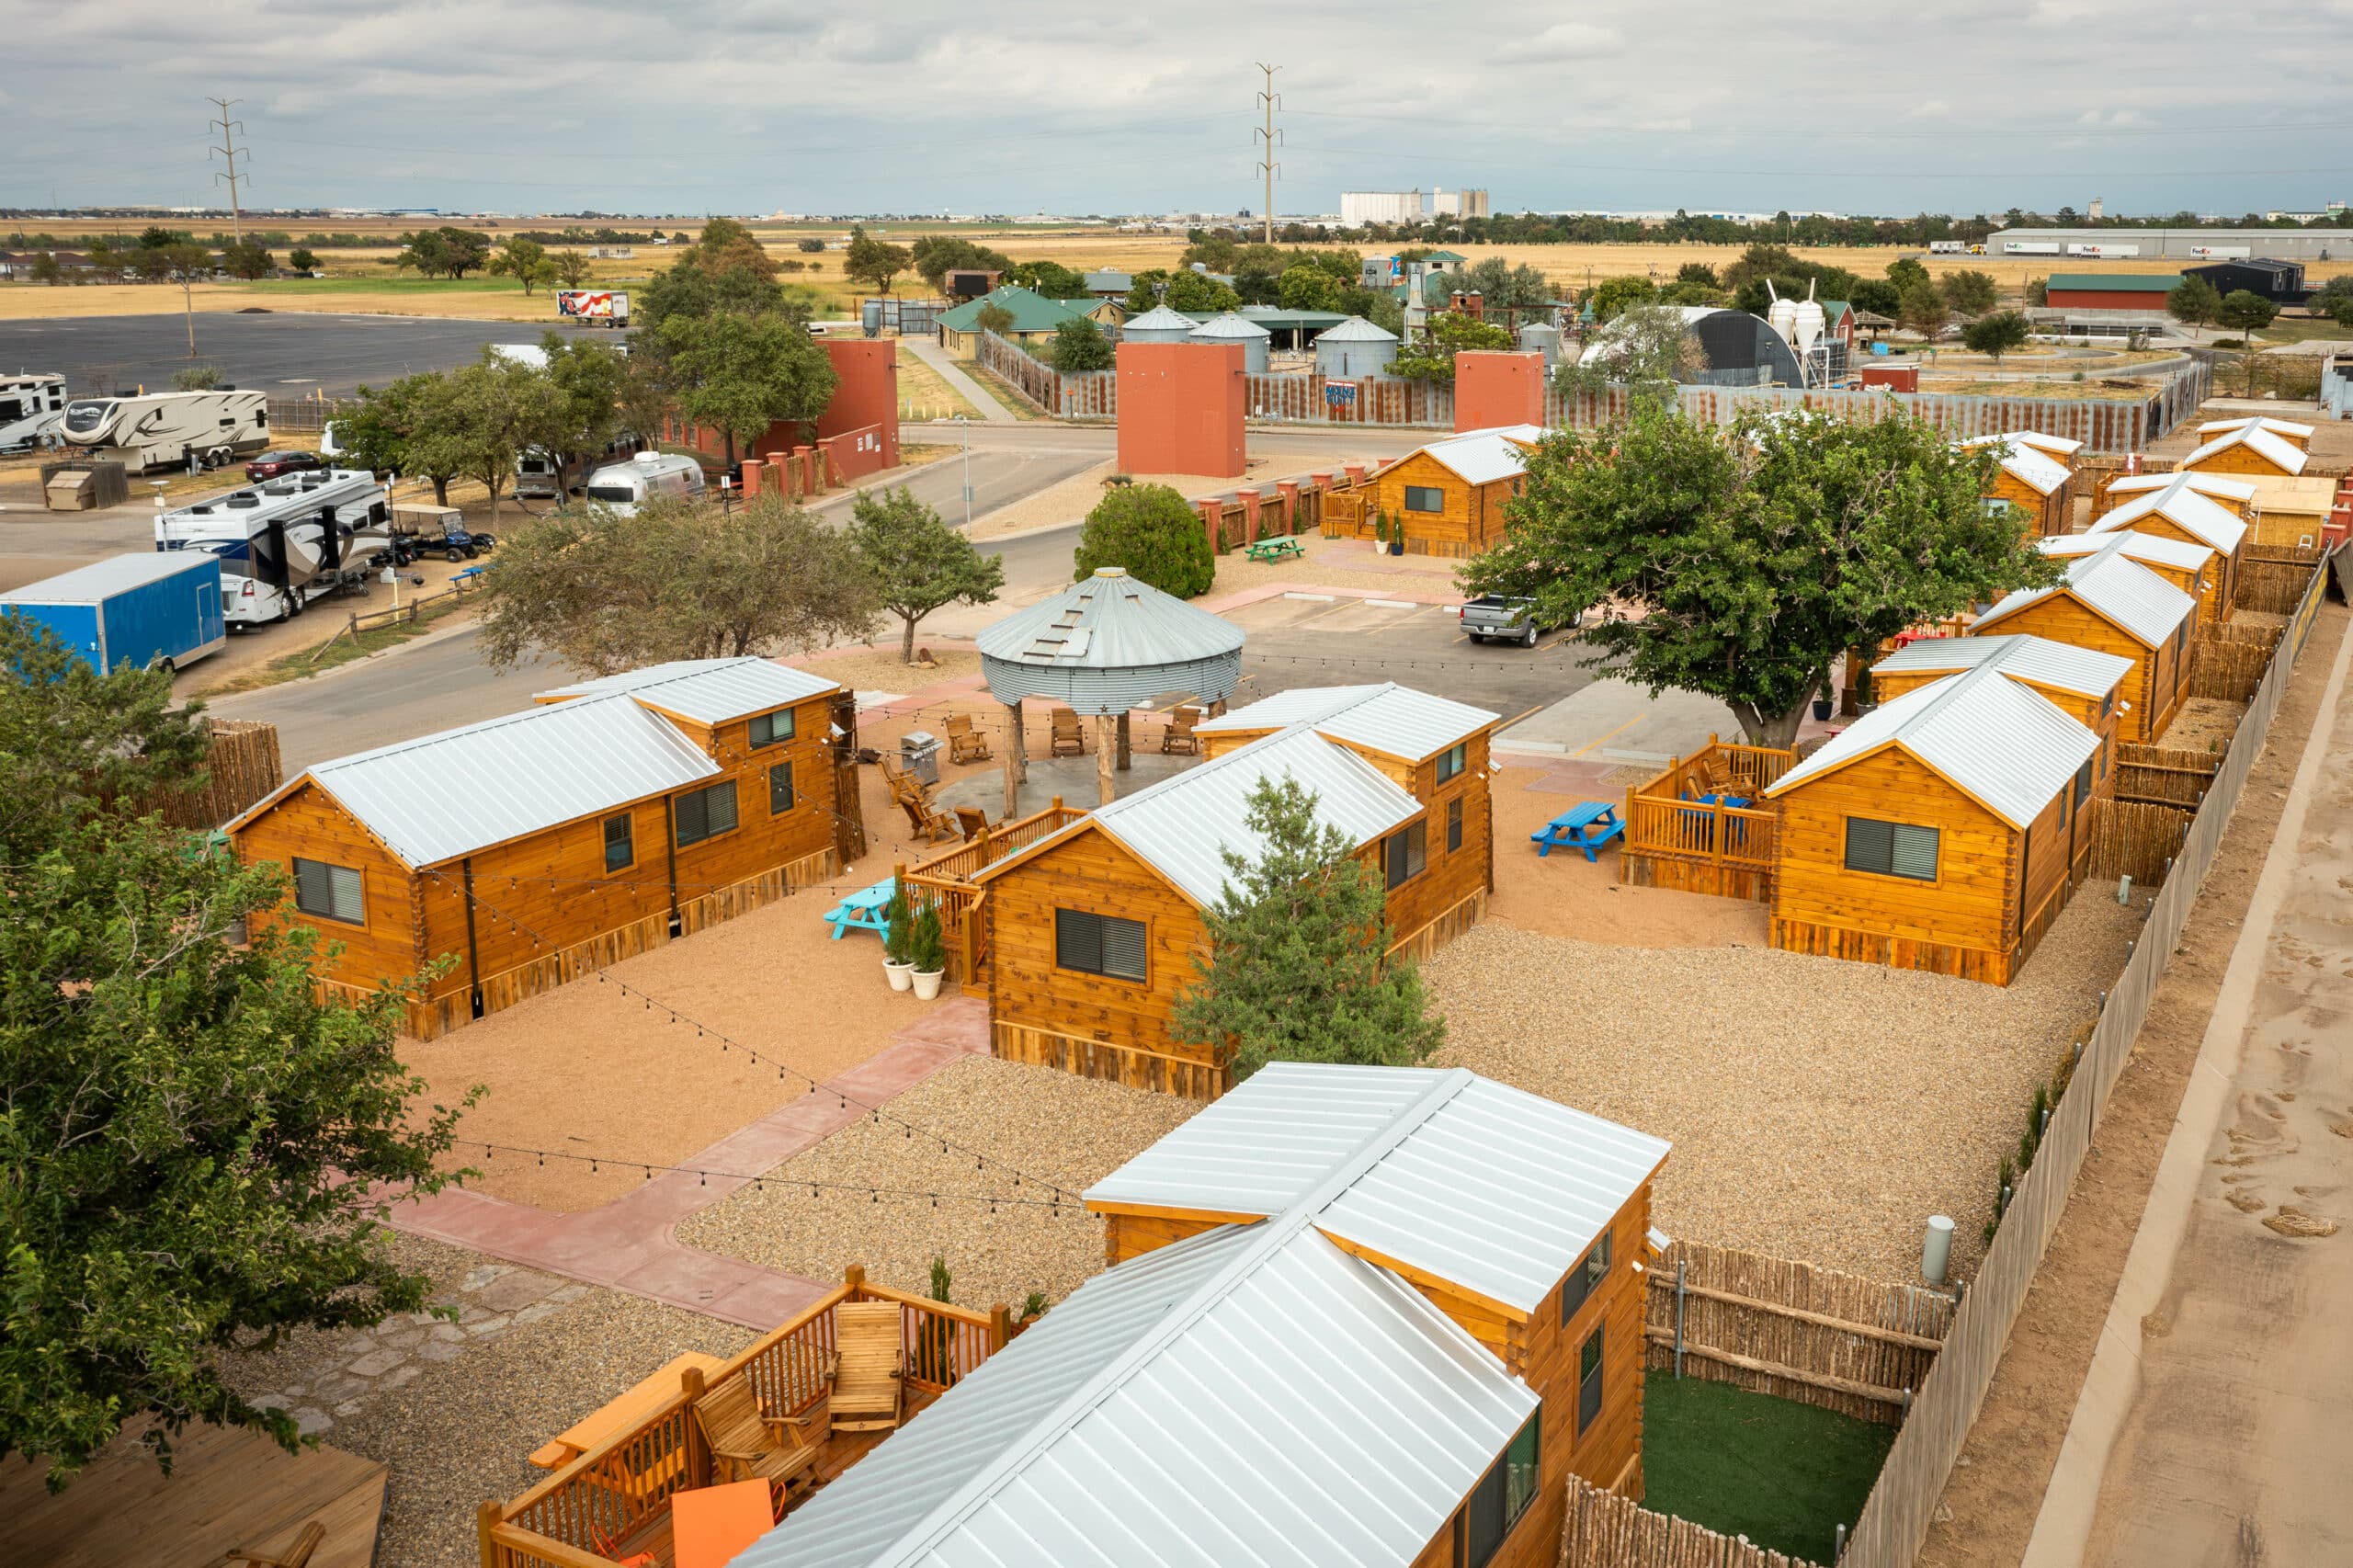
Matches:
[1,1418,387,1568]
[1617,738,1796,903]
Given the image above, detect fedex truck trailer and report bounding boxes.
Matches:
[557,290,630,327]
[0,372,69,452]
[59,389,270,472]
[2003,241,2063,256]
[155,468,390,626]
[0,552,226,674]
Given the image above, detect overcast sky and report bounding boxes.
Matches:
[7,0,2349,219]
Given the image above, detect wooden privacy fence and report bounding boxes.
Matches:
[2237,544,2328,616]
[1562,1474,1824,1568]
[2189,635,2274,701]
[2082,798,2191,886]
[1838,550,2333,1568]
[136,719,282,830]
[1646,1240,1953,1426]
[2112,742,2221,808]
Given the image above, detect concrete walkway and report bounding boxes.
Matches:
[2025,612,2353,1567]
[390,998,993,1328]
[903,335,1017,423]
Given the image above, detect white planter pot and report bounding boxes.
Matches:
[911,969,945,1000]
[883,960,915,992]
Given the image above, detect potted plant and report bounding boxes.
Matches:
[1812,688,1834,722]
[1386,511,1405,556]
[1855,668,1878,716]
[881,880,915,991]
[908,904,947,1000]
[1371,513,1388,549]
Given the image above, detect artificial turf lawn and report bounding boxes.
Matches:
[1640,1369,1894,1565]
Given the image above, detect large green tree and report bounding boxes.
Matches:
[1940,268,2000,316]
[658,310,838,467]
[1390,310,1514,381]
[1556,304,1701,396]
[1171,775,1445,1080]
[843,225,912,294]
[910,235,1014,290]
[0,620,469,1484]
[2167,275,2222,338]
[488,236,554,295]
[1048,316,1113,372]
[538,332,629,474]
[449,351,572,521]
[1123,269,1242,314]
[846,487,1006,662]
[1459,405,2058,747]
[1073,483,1214,599]
[1586,274,1658,324]
[1961,310,2031,364]
[479,494,880,674]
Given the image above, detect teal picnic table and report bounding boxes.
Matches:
[822,878,897,940]
[1531,802,1624,862]
[1243,536,1304,563]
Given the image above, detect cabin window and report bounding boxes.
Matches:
[1560,1231,1612,1324]
[1578,1324,1606,1435]
[674,779,739,847]
[292,858,364,925]
[1448,797,1464,853]
[2073,759,2093,808]
[749,709,795,748]
[1982,497,2014,519]
[1404,484,1445,514]
[1463,1410,1542,1568]
[603,812,633,872]
[1436,742,1467,783]
[1056,909,1147,983]
[769,762,795,814]
[1845,817,1939,881]
[2100,691,2113,719]
[1384,821,1427,889]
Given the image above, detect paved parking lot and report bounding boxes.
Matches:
[1223,594,1596,726]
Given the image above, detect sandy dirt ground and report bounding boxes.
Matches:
[2159,695,2246,755]
[1915,603,2348,1568]
[972,454,1368,540]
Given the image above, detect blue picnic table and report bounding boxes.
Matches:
[1531,801,1625,862]
[822,878,897,940]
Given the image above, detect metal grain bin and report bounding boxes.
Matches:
[1188,312,1273,374]
[1120,305,1199,345]
[1314,317,1401,381]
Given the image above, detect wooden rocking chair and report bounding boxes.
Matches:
[226,1522,325,1568]
[955,806,990,841]
[897,791,959,845]
[832,1301,905,1433]
[946,712,992,764]
[1050,710,1086,757]
[693,1372,835,1501]
[1160,705,1201,756]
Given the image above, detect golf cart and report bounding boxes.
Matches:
[387,503,496,565]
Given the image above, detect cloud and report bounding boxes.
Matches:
[1518,21,1627,61]
[1908,99,1953,119]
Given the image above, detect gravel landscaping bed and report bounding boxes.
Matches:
[2163,696,2246,754]
[680,1056,1199,1311]
[223,1233,753,1568]
[1426,895,2144,1283]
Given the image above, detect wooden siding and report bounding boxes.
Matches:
[1097,1208,1256,1267]
[1369,450,1519,558]
[1769,746,2026,985]
[2104,515,2240,624]
[1870,672,2120,800]
[1986,467,2072,539]
[234,779,425,986]
[2182,443,2300,479]
[1973,595,2184,743]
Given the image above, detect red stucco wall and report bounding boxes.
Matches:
[2045,290,2170,312]
[813,338,899,471]
[1118,342,1245,478]
[1454,351,1546,432]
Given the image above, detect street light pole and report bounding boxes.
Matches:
[953,415,972,528]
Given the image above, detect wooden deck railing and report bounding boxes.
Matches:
[1619,739,1794,902]
[903,801,1087,982]
[480,1270,1008,1567]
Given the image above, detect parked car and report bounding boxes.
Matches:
[244,449,324,481]
[1461,594,1583,647]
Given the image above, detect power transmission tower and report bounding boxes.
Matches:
[1253,63,1281,244]
[208,97,249,245]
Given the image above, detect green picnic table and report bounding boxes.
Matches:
[1243,536,1304,563]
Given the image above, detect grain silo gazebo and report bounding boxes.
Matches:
[976,566,1245,811]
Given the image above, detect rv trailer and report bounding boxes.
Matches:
[59,389,270,472]
[0,372,69,453]
[154,468,390,627]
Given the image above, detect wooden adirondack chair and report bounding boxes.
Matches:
[955,806,990,841]
[946,713,992,763]
[1160,705,1201,756]
[693,1373,835,1499]
[832,1301,905,1433]
[1050,710,1086,757]
[227,1522,326,1568]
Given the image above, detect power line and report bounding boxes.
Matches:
[206,97,248,245]
[453,1136,1081,1214]
[1254,63,1282,244]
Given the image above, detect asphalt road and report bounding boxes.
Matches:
[0,312,614,396]
[1222,595,1596,726]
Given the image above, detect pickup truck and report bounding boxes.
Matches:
[1461,595,1583,647]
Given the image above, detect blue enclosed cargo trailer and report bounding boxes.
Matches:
[0,552,226,674]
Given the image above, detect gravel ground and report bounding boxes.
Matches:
[222,1233,753,1568]
[1426,894,2146,1283]
[1206,531,1466,602]
[819,645,983,695]
[2163,696,2246,754]
[970,454,1365,540]
[680,1056,1199,1311]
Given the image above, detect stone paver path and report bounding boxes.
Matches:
[389,1002,992,1327]
[902,336,1016,423]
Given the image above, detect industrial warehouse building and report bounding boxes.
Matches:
[1989,226,2353,261]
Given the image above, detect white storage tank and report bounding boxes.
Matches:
[1188,312,1273,373]
[1315,316,1401,380]
[1120,305,1199,345]
[1518,322,1562,370]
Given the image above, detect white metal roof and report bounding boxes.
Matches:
[2180,422,2308,475]
[1089,1063,1669,1315]
[1870,632,2133,701]
[1118,305,1199,334]
[1188,311,1272,340]
[2103,470,2256,506]
[0,551,216,603]
[1077,725,1423,906]
[2040,528,2212,575]
[249,694,719,867]
[745,1197,1538,1568]
[1972,533,2195,649]
[535,657,840,724]
[1962,429,2083,460]
[1767,662,2099,829]
[2088,474,2249,554]
[1313,315,1399,342]
[1194,682,1500,760]
[2197,415,2313,442]
[978,568,1245,671]
[1962,434,2071,496]
[1410,428,1541,486]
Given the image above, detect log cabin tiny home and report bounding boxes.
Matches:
[1358,425,1545,557]
[1870,634,2131,800]
[1766,662,2106,985]
[2193,415,2313,453]
[2096,468,2256,524]
[972,703,1495,1098]
[1967,534,2197,744]
[2085,471,2247,618]
[736,1062,1671,1568]
[1962,432,2077,538]
[2040,528,2221,626]
[229,658,847,1039]
[2177,420,2309,480]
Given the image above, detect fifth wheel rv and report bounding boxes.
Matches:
[154,468,390,627]
[59,389,270,472]
[0,372,69,453]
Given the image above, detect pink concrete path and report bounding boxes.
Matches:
[391,997,993,1328]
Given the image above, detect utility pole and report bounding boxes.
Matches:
[208,97,248,245]
[1253,63,1281,244]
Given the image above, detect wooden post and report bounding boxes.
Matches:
[1095,714,1117,804]
[845,1263,867,1293]
[989,1303,1013,1349]
[1003,701,1024,818]
[1116,710,1131,771]
[476,1501,504,1568]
